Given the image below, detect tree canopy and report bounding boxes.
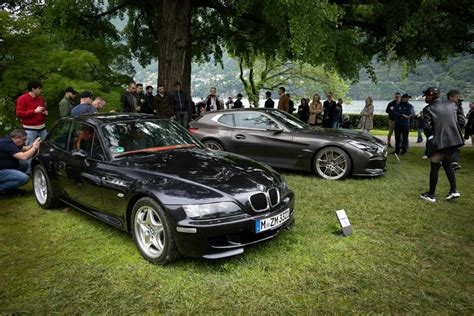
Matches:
[1,0,472,116]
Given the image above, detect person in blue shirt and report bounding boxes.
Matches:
[71,91,96,117]
[0,129,41,198]
[393,93,415,155]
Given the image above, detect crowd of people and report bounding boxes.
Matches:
[0,79,473,201]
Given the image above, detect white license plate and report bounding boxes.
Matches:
[255,209,290,233]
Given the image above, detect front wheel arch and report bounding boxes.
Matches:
[312,145,353,180]
[130,196,180,265]
[202,138,225,151]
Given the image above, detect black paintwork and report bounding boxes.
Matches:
[33,113,294,259]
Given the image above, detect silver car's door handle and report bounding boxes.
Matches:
[235,134,246,139]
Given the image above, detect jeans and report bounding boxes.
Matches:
[25,128,48,145]
[175,111,188,128]
[24,128,47,175]
[332,121,340,128]
[417,128,424,142]
[0,161,29,192]
[395,127,409,154]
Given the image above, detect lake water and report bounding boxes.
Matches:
[192,98,470,115]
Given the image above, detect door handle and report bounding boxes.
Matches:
[235,134,246,140]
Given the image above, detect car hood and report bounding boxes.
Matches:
[294,127,385,146]
[114,148,283,203]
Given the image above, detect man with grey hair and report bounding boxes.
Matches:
[0,129,41,198]
[92,96,106,111]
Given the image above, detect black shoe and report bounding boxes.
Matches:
[388,143,393,148]
[420,192,436,203]
[446,191,460,200]
[0,191,6,200]
[400,151,407,156]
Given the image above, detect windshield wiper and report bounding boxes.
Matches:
[115,144,197,158]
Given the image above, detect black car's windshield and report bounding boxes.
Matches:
[269,110,308,130]
[102,119,202,158]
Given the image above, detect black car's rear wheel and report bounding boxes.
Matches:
[131,197,179,265]
[33,165,60,208]
[203,139,224,151]
[314,146,351,180]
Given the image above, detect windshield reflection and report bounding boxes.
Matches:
[269,110,308,130]
[102,119,202,157]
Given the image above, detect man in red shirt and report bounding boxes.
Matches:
[16,81,48,145]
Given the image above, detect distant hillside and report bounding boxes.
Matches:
[349,55,474,100]
[133,54,474,100]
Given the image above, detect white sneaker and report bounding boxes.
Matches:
[422,155,428,159]
[446,192,460,200]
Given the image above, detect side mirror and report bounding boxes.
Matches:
[267,125,283,133]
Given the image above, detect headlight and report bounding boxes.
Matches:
[183,202,243,220]
[347,140,379,153]
[279,176,289,195]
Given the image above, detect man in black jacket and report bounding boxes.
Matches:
[264,91,274,108]
[385,92,401,148]
[233,93,244,108]
[420,87,465,202]
[171,81,189,127]
[121,82,138,112]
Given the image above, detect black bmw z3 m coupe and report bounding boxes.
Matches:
[32,113,294,264]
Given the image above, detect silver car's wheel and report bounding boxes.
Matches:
[204,140,224,151]
[314,146,351,180]
[131,197,179,264]
[33,165,60,208]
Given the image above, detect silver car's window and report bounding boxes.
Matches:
[217,114,234,127]
[234,113,275,130]
[269,110,307,130]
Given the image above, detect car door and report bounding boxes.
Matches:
[57,122,105,211]
[230,112,296,167]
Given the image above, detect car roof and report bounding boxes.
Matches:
[59,113,159,126]
[200,108,279,116]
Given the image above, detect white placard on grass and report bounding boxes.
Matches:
[336,209,352,236]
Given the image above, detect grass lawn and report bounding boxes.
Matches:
[1,147,473,314]
[371,129,419,137]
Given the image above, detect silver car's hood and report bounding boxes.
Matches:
[293,127,385,146]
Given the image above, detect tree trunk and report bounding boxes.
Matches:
[158,0,192,100]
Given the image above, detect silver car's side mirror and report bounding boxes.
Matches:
[267,125,283,133]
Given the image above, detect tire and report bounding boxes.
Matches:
[33,165,61,208]
[313,146,352,180]
[131,197,179,265]
[203,139,225,151]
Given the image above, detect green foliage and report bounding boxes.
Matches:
[0,10,126,135]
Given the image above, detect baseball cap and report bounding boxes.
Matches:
[78,91,93,99]
[401,93,411,98]
[422,87,440,97]
[65,87,77,94]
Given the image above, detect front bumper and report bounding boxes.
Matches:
[352,147,387,177]
[166,191,295,259]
